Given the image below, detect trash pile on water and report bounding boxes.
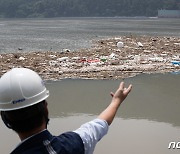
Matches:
[0,35,179,80]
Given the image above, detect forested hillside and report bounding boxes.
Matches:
[0,0,179,18]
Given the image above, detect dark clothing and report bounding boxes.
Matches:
[11,130,84,154]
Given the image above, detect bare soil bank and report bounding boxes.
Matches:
[0,35,179,80]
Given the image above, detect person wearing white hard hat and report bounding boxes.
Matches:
[0,68,132,154]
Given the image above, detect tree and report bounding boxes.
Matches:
[0,0,179,18]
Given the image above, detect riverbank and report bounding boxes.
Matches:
[0,35,179,80]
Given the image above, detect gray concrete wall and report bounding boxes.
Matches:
[158,10,180,18]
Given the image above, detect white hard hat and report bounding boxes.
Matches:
[0,68,49,111]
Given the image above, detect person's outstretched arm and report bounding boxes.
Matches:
[74,82,132,154]
[98,82,132,125]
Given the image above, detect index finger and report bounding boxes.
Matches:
[119,82,125,90]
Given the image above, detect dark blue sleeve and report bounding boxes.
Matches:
[52,131,85,154]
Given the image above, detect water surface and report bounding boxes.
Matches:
[0,17,180,53]
[0,73,179,154]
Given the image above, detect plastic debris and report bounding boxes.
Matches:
[0,36,179,80]
[19,57,25,60]
[49,60,58,66]
[49,55,57,58]
[57,57,69,62]
[143,50,151,53]
[100,56,108,62]
[109,53,118,59]
[149,57,164,62]
[63,49,70,52]
[72,57,80,61]
[117,41,124,48]
[171,61,180,66]
[87,59,100,63]
[137,42,143,47]
[18,48,23,50]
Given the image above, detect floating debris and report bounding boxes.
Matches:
[117,41,124,48]
[171,61,180,66]
[0,35,179,80]
[137,42,143,47]
[18,48,23,51]
[18,57,25,61]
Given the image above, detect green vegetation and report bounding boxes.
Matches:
[0,0,179,18]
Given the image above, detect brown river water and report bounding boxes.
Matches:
[0,72,180,154]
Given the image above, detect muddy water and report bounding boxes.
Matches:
[0,18,180,53]
[0,73,180,154]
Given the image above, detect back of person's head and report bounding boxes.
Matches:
[1,100,49,133]
[0,68,49,133]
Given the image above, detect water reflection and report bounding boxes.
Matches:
[46,73,180,127]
